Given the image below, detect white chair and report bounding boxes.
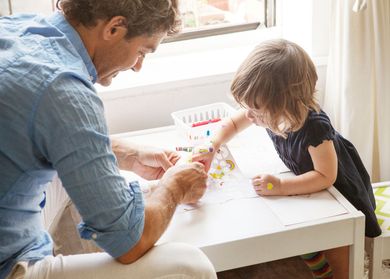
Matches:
[366,181,390,279]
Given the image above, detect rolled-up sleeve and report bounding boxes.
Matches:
[78,181,144,257]
[31,74,145,257]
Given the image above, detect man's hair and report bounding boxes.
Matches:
[231,39,319,137]
[57,0,181,39]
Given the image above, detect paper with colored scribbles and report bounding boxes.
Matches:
[177,144,258,212]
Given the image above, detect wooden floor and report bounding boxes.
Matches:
[217,256,313,279]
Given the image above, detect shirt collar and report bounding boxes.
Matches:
[47,11,98,83]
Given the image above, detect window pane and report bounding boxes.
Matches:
[0,0,9,15]
[4,0,54,15]
[1,0,272,42]
[180,0,264,31]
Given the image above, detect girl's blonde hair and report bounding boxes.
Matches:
[231,39,320,137]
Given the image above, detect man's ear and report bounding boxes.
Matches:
[103,16,127,41]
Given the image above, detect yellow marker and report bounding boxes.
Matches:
[267,183,274,190]
[195,147,214,154]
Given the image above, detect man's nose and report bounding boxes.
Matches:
[131,57,144,72]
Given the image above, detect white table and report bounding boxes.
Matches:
[114,125,365,279]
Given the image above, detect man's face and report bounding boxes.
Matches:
[94,32,166,86]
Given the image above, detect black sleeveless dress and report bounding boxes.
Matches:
[267,110,381,237]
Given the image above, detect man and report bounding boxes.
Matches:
[0,0,217,278]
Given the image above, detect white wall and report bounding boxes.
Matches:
[100,74,236,133]
[98,0,331,135]
[100,63,328,134]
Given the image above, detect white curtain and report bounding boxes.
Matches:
[324,0,390,182]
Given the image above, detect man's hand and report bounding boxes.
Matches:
[132,146,180,180]
[116,161,208,265]
[159,162,208,204]
[111,138,180,180]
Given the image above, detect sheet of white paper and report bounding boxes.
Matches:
[180,176,258,210]
[227,125,289,178]
[120,145,259,213]
[225,127,348,226]
[262,190,348,226]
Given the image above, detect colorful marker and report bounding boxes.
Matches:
[176,146,214,153]
[176,146,193,152]
[267,183,274,190]
[195,147,214,153]
[191,118,221,127]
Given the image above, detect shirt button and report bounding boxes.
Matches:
[92,233,97,239]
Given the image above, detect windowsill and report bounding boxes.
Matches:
[96,26,328,101]
[96,28,281,100]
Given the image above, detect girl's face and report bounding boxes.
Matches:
[246,107,290,133]
[245,108,268,128]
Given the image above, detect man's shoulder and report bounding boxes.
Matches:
[1,42,92,100]
[1,13,90,83]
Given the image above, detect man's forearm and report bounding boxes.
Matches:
[116,182,181,264]
[110,137,138,170]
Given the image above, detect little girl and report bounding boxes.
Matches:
[193,39,381,279]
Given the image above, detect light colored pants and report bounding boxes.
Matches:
[8,243,217,279]
[8,176,217,279]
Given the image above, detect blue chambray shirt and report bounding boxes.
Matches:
[0,12,145,278]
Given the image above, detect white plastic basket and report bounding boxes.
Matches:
[171,102,237,144]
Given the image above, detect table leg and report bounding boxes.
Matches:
[349,215,365,279]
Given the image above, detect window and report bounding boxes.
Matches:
[0,0,275,42]
[0,0,55,15]
[168,0,276,42]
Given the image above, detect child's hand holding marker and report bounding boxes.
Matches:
[175,146,214,153]
[251,174,282,196]
[191,142,216,172]
[176,142,216,172]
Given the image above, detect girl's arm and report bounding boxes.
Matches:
[253,140,338,195]
[211,109,252,150]
[192,110,252,171]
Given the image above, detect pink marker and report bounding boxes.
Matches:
[191,118,221,127]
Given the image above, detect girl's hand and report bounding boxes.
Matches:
[191,143,217,172]
[251,174,282,196]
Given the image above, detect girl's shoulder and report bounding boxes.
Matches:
[306,109,331,124]
[298,110,336,148]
